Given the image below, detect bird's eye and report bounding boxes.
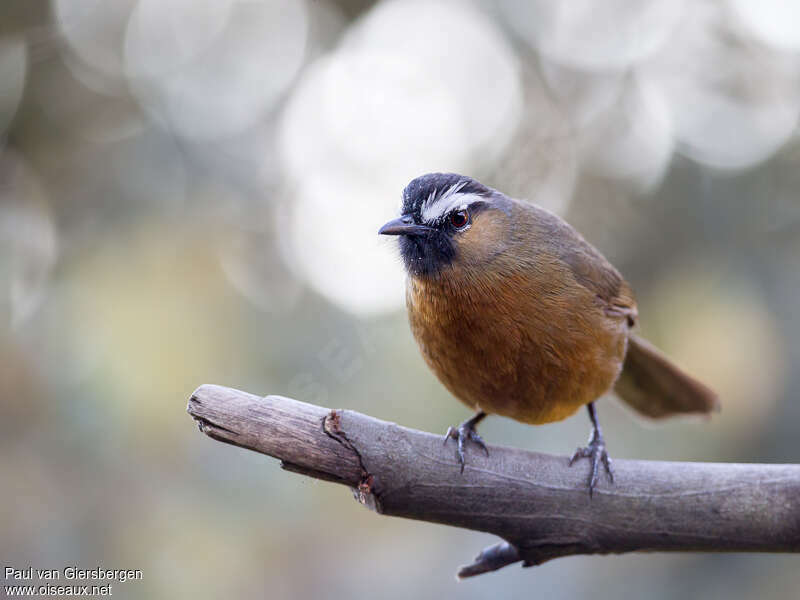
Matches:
[449,209,470,230]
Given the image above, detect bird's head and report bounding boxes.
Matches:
[379,173,514,278]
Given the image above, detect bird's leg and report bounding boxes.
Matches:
[568,402,614,496]
[444,411,489,473]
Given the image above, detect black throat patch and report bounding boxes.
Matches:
[398,230,456,277]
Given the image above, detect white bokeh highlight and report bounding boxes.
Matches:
[44,0,800,318]
[0,38,27,139]
[498,0,685,70]
[539,60,625,129]
[124,0,234,78]
[52,0,134,91]
[648,2,800,170]
[730,0,800,52]
[0,152,58,329]
[578,76,674,190]
[125,0,308,140]
[279,0,522,316]
[280,172,406,316]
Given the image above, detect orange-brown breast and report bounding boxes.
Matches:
[406,256,631,425]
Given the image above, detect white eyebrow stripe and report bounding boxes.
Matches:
[420,181,465,220]
[421,192,481,223]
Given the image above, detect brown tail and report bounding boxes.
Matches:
[614,335,719,419]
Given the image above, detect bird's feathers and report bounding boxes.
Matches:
[517,200,638,322]
[397,173,717,424]
[614,335,720,418]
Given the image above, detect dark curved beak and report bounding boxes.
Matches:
[378,215,433,236]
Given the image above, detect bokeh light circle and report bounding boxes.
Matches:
[125,0,308,141]
[0,152,58,329]
[281,172,406,316]
[0,38,27,139]
[730,0,800,52]
[648,2,800,170]
[498,0,686,70]
[279,0,522,316]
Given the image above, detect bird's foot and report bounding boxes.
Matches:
[444,414,489,473]
[569,434,614,497]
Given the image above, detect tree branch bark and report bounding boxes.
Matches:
[186,384,800,578]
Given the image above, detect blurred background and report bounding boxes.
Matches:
[2,0,799,598]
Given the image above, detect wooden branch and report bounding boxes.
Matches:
[187,384,800,578]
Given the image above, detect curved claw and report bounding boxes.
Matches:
[569,440,614,497]
[469,430,490,457]
[444,414,489,473]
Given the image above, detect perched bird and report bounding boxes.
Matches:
[379,173,718,494]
